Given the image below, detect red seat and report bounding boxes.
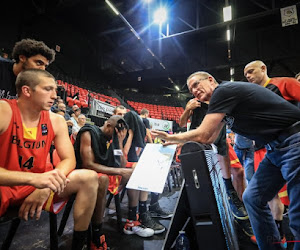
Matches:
[66,97,74,107]
[74,99,81,108]
[81,101,88,108]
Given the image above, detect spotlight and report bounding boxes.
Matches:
[105,0,119,15]
[226,29,231,41]
[223,6,232,22]
[153,7,167,24]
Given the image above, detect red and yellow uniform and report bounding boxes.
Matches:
[264,77,300,105]
[227,139,243,169]
[0,99,65,216]
[256,77,298,206]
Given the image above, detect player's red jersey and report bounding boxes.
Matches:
[266,77,300,105]
[0,99,55,173]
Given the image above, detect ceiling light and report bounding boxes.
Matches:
[226,29,231,41]
[105,0,119,15]
[153,7,167,24]
[223,6,232,22]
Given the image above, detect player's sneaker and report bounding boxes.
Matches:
[139,211,165,234]
[149,202,173,219]
[90,234,108,250]
[281,235,287,249]
[227,190,249,220]
[250,235,257,245]
[123,219,154,237]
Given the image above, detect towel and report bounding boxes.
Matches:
[190,102,208,130]
[74,119,127,168]
[123,111,146,162]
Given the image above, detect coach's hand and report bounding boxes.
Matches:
[186,98,201,111]
[29,169,69,194]
[151,130,169,141]
[19,189,51,221]
[151,130,179,146]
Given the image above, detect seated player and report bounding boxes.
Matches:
[0,69,99,250]
[74,115,157,241]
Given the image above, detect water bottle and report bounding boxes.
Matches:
[175,231,190,250]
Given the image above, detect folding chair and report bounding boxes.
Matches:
[0,208,58,250]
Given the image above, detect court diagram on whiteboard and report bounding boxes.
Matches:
[126,144,177,193]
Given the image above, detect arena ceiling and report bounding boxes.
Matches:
[1,0,300,94]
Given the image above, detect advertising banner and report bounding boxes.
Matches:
[148,118,173,132]
[90,98,115,117]
[281,5,298,27]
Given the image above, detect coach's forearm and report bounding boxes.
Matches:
[179,109,191,127]
[170,128,215,144]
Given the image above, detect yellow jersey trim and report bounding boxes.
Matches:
[263,78,271,88]
[278,190,288,198]
[23,123,37,140]
[44,191,55,212]
[230,159,240,165]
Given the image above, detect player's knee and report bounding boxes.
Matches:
[270,196,284,212]
[76,169,99,188]
[98,175,109,188]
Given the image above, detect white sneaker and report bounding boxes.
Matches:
[123,219,154,237]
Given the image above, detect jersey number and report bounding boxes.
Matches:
[19,156,34,169]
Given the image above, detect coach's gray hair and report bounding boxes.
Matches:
[186,71,217,86]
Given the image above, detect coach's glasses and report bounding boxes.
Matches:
[188,78,208,93]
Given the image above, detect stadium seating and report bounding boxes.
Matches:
[57,80,183,123]
[127,100,184,123]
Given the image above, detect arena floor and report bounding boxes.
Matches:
[0,184,292,250]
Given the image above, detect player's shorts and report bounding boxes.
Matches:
[278,185,289,206]
[213,125,228,156]
[97,161,135,195]
[97,173,122,195]
[0,186,67,217]
[254,147,289,206]
[254,148,267,172]
[126,162,135,168]
[227,140,242,169]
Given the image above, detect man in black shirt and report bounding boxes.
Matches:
[179,98,248,221]
[140,108,153,143]
[0,39,55,99]
[153,71,300,250]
